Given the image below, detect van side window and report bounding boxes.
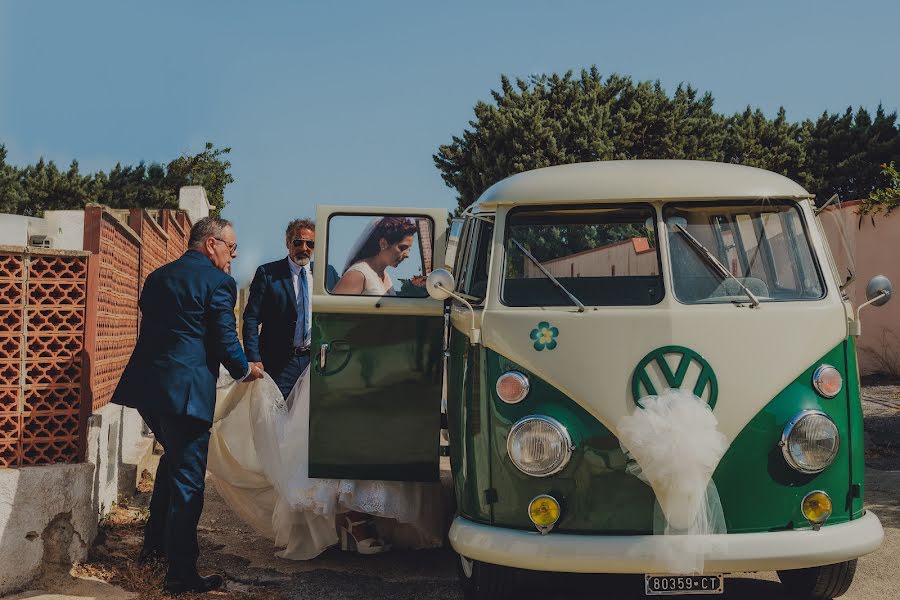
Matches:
[444,218,465,273]
[457,219,494,303]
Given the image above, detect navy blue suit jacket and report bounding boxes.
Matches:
[112,250,249,423]
[241,258,337,379]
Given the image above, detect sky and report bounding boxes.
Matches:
[1,0,898,285]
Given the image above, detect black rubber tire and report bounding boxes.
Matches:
[456,554,516,600]
[777,559,858,599]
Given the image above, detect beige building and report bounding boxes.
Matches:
[524,237,657,279]
[819,201,900,376]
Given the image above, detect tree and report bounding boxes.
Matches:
[165,143,234,215]
[861,162,900,216]
[434,68,727,214]
[803,106,900,203]
[0,142,234,216]
[724,106,807,179]
[435,68,900,213]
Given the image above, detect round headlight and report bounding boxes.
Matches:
[507,416,573,477]
[528,494,561,534]
[781,410,840,474]
[496,371,530,404]
[801,490,833,526]
[812,365,843,398]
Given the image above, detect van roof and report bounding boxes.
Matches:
[471,160,813,211]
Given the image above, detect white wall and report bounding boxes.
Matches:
[43,211,86,251]
[0,214,46,246]
[178,186,212,224]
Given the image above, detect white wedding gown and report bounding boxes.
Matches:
[207,367,445,559]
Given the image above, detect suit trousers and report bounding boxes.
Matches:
[272,353,310,399]
[139,407,212,579]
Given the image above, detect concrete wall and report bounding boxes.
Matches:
[0,214,47,246]
[0,463,96,594]
[819,203,900,375]
[0,403,153,595]
[0,211,85,251]
[178,185,212,225]
[43,210,87,251]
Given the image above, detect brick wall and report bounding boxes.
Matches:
[0,247,90,466]
[160,209,188,262]
[83,207,141,412]
[0,205,194,467]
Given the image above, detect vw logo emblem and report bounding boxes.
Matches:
[631,345,718,409]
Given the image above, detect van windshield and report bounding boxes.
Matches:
[502,205,663,306]
[664,201,825,304]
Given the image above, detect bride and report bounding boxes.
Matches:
[331,216,421,296]
[207,216,444,560]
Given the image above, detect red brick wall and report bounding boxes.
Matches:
[159,209,188,262]
[0,206,194,467]
[0,248,89,466]
[83,207,140,412]
[128,209,169,295]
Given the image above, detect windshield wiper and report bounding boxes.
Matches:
[511,239,586,312]
[673,224,761,308]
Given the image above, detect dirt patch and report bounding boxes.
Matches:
[73,497,287,600]
[862,376,900,470]
[72,380,898,600]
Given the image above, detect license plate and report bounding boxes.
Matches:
[644,574,724,595]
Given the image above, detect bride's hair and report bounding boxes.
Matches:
[346,217,417,269]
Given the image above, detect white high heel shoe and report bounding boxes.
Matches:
[339,516,391,555]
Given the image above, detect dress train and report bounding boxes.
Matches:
[207,367,445,559]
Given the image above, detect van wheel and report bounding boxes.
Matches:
[456,553,516,600]
[777,559,857,599]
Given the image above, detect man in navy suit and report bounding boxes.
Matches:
[242,218,338,398]
[112,216,263,594]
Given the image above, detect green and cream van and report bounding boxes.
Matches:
[309,160,890,599]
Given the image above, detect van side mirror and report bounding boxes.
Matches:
[425,268,481,345]
[850,275,893,336]
[426,269,456,300]
[865,275,892,307]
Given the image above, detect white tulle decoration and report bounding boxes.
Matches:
[616,388,729,574]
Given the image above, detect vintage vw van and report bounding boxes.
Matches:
[308,160,890,599]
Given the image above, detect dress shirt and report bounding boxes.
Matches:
[287,257,312,346]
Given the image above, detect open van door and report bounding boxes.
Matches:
[309,205,449,481]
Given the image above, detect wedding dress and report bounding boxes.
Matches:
[207,367,445,559]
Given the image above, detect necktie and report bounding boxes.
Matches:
[295,267,307,347]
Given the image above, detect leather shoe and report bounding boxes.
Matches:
[163,574,224,595]
[137,545,165,564]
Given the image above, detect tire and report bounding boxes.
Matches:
[456,553,516,600]
[777,559,858,599]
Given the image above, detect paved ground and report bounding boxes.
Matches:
[11,384,900,599]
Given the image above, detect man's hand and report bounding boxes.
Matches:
[242,363,265,383]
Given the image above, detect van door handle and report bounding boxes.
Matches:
[319,342,329,371]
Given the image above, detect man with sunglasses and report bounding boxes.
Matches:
[242,218,339,398]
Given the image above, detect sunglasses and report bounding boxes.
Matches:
[292,239,315,249]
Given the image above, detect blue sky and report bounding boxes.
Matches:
[1,0,898,284]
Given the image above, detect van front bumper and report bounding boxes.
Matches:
[449,512,883,574]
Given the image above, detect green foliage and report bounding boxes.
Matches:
[861,162,900,216]
[164,142,234,216]
[0,142,233,216]
[435,67,900,215]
